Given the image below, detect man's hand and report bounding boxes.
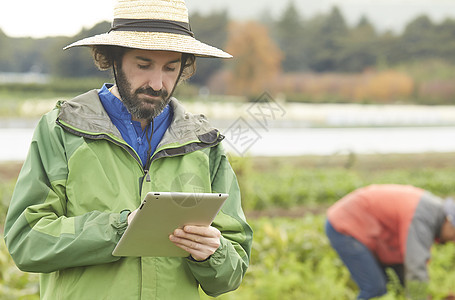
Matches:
[169,225,221,261]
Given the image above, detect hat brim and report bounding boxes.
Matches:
[63,31,232,59]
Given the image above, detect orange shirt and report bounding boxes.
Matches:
[327,184,424,264]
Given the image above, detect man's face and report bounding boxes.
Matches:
[116,49,182,120]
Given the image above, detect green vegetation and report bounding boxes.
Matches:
[0,175,39,299]
[201,216,455,300]
[1,153,455,298]
[233,153,455,211]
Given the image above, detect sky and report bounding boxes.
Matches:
[1,0,455,38]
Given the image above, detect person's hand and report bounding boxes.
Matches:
[169,225,221,261]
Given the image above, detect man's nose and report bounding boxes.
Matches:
[147,70,163,91]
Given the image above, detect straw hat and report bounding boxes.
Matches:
[64,0,232,59]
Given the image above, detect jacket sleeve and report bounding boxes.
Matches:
[186,144,253,297]
[404,218,432,299]
[4,111,127,273]
[404,193,445,299]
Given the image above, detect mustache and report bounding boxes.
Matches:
[135,87,168,98]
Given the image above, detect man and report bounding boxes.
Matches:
[4,0,252,299]
[325,184,455,300]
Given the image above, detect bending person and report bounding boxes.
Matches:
[325,184,455,299]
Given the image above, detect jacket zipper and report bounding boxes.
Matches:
[143,119,154,183]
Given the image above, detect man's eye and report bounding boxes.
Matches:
[166,66,176,72]
[138,65,149,70]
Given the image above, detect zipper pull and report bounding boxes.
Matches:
[145,169,151,182]
[144,119,154,183]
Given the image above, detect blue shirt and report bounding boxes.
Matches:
[98,84,172,168]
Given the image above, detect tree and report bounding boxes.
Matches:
[188,11,229,86]
[225,21,282,96]
[433,19,455,63]
[336,15,379,72]
[400,15,437,60]
[49,21,111,78]
[305,6,349,72]
[0,28,14,72]
[374,31,401,68]
[273,0,307,72]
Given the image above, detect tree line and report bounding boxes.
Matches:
[1,1,455,91]
[266,3,455,73]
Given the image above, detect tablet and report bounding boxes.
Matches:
[112,192,228,257]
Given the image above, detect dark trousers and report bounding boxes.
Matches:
[325,220,404,299]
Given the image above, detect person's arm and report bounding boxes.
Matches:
[4,111,126,273]
[185,145,253,297]
[405,194,447,300]
[405,218,434,299]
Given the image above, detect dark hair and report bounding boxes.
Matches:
[91,45,126,70]
[180,53,196,81]
[90,45,196,81]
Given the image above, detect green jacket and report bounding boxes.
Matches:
[4,90,253,300]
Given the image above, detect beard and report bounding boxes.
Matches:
[115,66,172,120]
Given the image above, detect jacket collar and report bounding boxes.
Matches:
[57,89,221,147]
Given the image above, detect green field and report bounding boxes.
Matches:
[2,153,455,299]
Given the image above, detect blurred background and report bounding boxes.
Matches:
[1,0,455,299]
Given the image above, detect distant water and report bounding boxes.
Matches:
[1,128,34,161]
[2,126,455,161]
[222,126,455,156]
